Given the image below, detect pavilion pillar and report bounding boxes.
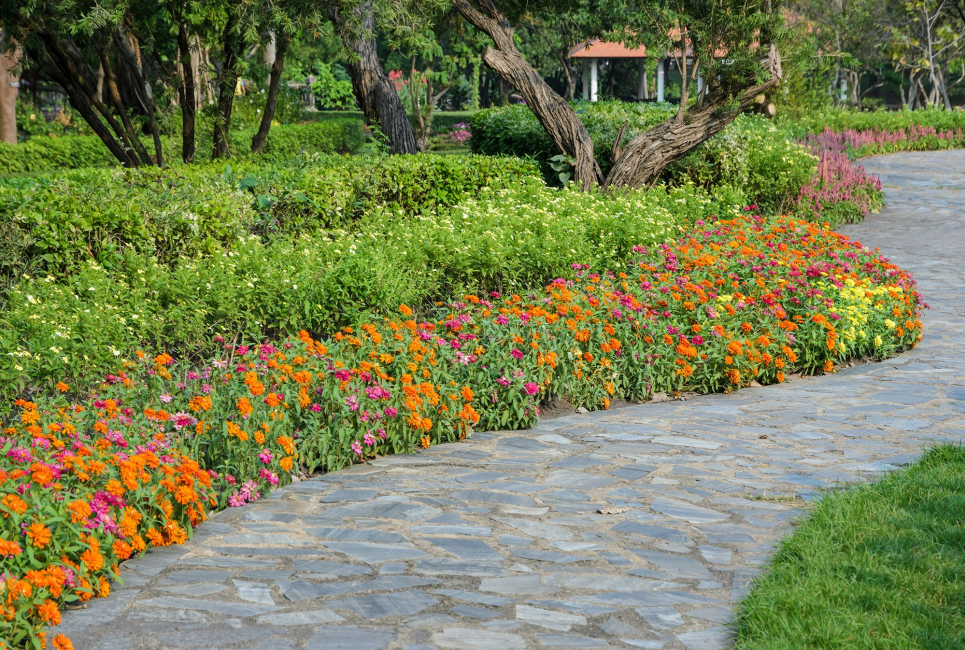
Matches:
[582,62,590,101]
[656,58,665,103]
[637,59,648,100]
[590,58,599,102]
[697,75,704,96]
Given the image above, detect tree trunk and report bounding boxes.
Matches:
[175,20,196,163]
[451,0,602,188]
[605,49,782,190]
[251,31,290,154]
[330,1,418,155]
[39,34,141,166]
[213,13,240,159]
[0,36,20,144]
[94,38,153,165]
[112,30,163,166]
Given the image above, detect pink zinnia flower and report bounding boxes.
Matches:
[258,449,272,464]
[524,382,540,396]
[351,440,363,457]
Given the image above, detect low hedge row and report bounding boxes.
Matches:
[785,107,965,136]
[0,154,539,296]
[0,212,924,647]
[0,119,365,175]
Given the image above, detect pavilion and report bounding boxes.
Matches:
[568,39,703,103]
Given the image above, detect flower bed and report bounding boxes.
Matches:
[1,212,923,648]
[796,133,883,227]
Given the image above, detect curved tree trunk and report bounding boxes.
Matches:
[452,0,782,193]
[451,0,602,188]
[331,1,418,155]
[251,31,290,154]
[605,49,782,190]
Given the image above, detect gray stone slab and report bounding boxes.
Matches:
[257,609,345,625]
[304,626,396,649]
[328,590,438,618]
[134,596,279,617]
[322,541,430,563]
[428,537,504,561]
[516,604,587,631]
[432,628,527,649]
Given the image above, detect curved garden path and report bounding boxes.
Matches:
[59,151,965,649]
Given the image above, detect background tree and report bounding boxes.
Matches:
[450,0,784,190]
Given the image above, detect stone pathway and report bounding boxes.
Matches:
[57,151,965,649]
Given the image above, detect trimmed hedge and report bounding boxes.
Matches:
[0,119,365,175]
[0,154,539,297]
[784,107,965,136]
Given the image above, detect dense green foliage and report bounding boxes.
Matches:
[0,174,740,401]
[0,154,537,296]
[0,120,365,175]
[470,102,817,211]
[735,444,965,649]
[783,108,965,138]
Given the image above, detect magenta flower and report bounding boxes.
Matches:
[258,449,272,464]
[510,348,524,360]
[524,382,539,396]
[351,440,363,457]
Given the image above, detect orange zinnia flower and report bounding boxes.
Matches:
[26,522,52,549]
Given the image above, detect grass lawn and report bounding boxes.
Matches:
[733,444,965,650]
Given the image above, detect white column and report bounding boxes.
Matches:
[656,58,665,103]
[582,62,590,101]
[697,75,704,95]
[637,59,648,100]
[839,78,848,104]
[590,58,599,102]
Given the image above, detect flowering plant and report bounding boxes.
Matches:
[0,211,923,648]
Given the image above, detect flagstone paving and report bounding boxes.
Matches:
[57,150,965,649]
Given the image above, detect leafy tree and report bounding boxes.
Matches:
[450,0,784,190]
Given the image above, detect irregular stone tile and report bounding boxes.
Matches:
[479,575,558,595]
[328,589,438,618]
[413,558,508,577]
[321,541,429,563]
[516,604,587,631]
[292,559,372,576]
[536,634,610,647]
[321,489,380,502]
[450,490,538,507]
[233,579,275,605]
[428,537,504,561]
[636,606,685,630]
[134,597,279,617]
[157,583,228,597]
[511,548,583,564]
[435,589,513,606]
[305,527,409,543]
[452,604,501,620]
[411,525,493,537]
[675,627,732,649]
[257,609,344,625]
[432,628,527,649]
[304,626,395,649]
[649,498,729,524]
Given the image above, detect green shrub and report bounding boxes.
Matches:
[469,101,676,179]
[0,154,539,297]
[468,102,815,211]
[232,153,541,230]
[666,117,817,214]
[784,107,965,135]
[0,120,365,175]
